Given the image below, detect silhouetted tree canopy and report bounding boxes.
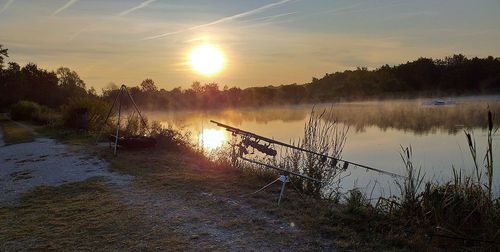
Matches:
[0,44,8,69]
[140,78,157,92]
[0,46,94,109]
[102,54,499,110]
[1,44,499,111]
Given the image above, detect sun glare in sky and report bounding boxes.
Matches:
[188,43,225,76]
[199,128,226,150]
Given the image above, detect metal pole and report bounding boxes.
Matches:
[278,175,288,205]
[123,85,150,135]
[95,87,122,144]
[249,177,281,195]
[113,87,123,156]
[239,156,322,183]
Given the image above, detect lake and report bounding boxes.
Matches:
[148,96,500,198]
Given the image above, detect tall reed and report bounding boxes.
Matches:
[279,107,349,199]
[395,146,425,216]
[485,110,496,199]
[465,109,497,199]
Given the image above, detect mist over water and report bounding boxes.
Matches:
[148,96,500,198]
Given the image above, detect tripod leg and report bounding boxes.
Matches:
[113,89,123,156]
[278,179,287,205]
[250,177,280,195]
[95,87,122,144]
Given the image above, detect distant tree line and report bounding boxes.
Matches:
[102,54,500,110]
[1,43,499,111]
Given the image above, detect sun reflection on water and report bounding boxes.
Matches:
[199,128,226,150]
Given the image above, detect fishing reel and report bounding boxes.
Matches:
[237,137,277,157]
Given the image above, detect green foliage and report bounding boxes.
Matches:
[421,180,494,233]
[10,100,59,125]
[10,100,43,121]
[61,97,111,131]
[344,189,370,214]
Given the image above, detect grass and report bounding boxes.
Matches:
[34,125,96,145]
[94,146,419,251]
[0,178,188,251]
[0,114,35,145]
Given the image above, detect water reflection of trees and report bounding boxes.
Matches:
[321,100,500,135]
[151,100,500,135]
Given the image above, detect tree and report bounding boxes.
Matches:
[56,67,87,101]
[0,45,8,69]
[87,86,97,96]
[56,67,86,89]
[140,78,157,92]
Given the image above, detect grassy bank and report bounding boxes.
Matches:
[96,147,421,250]
[0,178,188,251]
[0,114,35,145]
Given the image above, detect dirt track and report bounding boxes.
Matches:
[0,137,132,206]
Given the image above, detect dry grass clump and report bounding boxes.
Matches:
[278,108,349,199]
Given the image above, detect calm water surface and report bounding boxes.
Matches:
[148,96,500,198]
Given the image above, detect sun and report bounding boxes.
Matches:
[199,128,226,150]
[188,43,225,75]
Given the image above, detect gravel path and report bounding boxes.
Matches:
[0,137,133,206]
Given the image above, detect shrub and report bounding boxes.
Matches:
[31,110,60,126]
[9,100,58,125]
[151,122,192,151]
[122,114,149,136]
[61,97,111,131]
[10,100,42,121]
[344,188,370,214]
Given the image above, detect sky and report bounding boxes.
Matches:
[1,0,500,92]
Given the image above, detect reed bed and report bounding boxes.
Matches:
[384,109,500,249]
[278,108,349,199]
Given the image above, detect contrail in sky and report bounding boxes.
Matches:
[118,0,156,16]
[143,0,295,40]
[52,0,78,16]
[246,11,297,22]
[0,0,15,15]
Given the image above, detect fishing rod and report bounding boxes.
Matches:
[211,120,404,178]
[239,156,322,183]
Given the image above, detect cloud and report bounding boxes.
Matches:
[117,0,156,16]
[52,0,78,16]
[0,0,15,15]
[143,0,295,40]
